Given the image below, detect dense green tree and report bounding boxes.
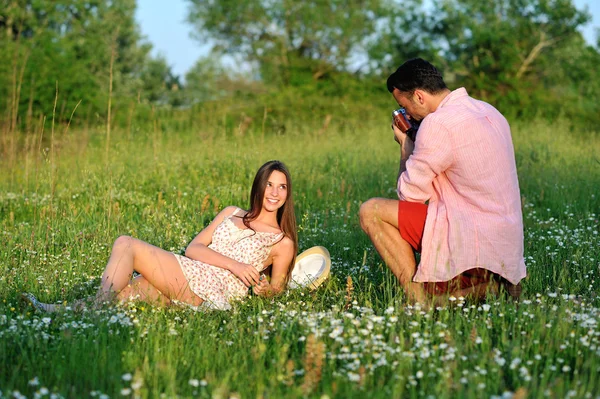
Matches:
[364,0,446,77]
[186,0,387,86]
[533,33,600,123]
[2,0,598,130]
[184,56,230,103]
[0,0,179,130]
[139,55,184,106]
[425,0,591,117]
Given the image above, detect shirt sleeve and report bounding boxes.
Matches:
[397,116,454,202]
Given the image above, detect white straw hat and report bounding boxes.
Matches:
[288,246,331,290]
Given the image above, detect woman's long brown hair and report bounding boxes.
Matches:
[242,160,298,284]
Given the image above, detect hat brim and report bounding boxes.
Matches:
[288,246,331,290]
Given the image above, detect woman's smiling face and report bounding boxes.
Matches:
[262,170,288,212]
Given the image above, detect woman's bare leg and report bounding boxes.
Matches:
[24,236,202,312]
[116,275,171,306]
[97,235,203,306]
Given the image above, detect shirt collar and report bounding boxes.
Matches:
[438,87,468,109]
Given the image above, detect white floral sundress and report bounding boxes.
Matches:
[174,208,283,310]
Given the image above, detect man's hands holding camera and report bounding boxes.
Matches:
[392,122,410,145]
[391,108,418,145]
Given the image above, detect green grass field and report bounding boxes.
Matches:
[1,116,599,398]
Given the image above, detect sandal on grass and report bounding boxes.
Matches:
[21,292,52,313]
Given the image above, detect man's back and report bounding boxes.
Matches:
[398,87,526,284]
[426,91,522,217]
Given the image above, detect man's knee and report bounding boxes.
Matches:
[359,198,381,231]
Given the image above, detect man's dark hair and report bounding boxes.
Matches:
[386,58,447,94]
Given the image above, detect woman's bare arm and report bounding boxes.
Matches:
[184,206,260,287]
[253,237,294,297]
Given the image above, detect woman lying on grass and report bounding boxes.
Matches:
[24,160,298,311]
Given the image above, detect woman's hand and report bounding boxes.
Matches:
[230,262,261,287]
[252,276,275,297]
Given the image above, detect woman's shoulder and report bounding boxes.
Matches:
[270,236,294,265]
[273,235,294,252]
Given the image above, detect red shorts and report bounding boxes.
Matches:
[396,201,519,297]
[397,201,427,252]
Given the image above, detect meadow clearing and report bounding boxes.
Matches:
[0,112,599,398]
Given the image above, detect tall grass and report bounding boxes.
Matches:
[0,115,599,398]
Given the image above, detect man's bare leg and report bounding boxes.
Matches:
[359,198,427,304]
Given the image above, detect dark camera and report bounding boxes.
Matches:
[392,108,420,142]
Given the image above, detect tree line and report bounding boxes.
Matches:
[2,0,599,132]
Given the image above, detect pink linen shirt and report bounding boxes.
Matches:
[398,87,526,285]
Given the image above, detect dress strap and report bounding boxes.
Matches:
[230,207,245,217]
[268,231,285,246]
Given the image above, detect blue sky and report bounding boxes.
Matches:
[135,0,600,79]
[135,0,209,78]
